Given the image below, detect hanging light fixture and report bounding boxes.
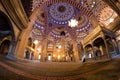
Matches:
[58,45,62,49]
[33,40,39,45]
[68,19,78,28]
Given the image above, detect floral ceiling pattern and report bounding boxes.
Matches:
[29,0,118,43]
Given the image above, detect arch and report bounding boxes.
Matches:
[105,36,114,52]
[0,11,15,58]
[112,39,119,54]
[93,37,105,56]
[0,11,15,41]
[0,40,11,55]
[15,7,40,58]
[85,44,92,48]
[93,37,104,47]
[105,36,117,57]
[84,44,93,58]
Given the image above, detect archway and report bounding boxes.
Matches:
[93,37,105,57]
[0,11,15,57]
[84,44,93,58]
[0,11,15,40]
[105,36,117,57]
[0,40,11,55]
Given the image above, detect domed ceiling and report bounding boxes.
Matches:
[29,0,118,43]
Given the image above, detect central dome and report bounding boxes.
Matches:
[48,2,75,24]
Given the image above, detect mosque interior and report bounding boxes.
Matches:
[0,0,120,62]
[1,0,120,80]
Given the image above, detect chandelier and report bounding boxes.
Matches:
[68,19,78,28]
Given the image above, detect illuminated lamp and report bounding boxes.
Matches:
[58,45,62,49]
[33,40,39,45]
[109,18,114,23]
[68,19,78,28]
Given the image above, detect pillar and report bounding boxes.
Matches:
[72,40,79,62]
[41,38,48,61]
[83,46,86,58]
[61,36,65,61]
[112,38,119,54]
[100,32,111,59]
[16,8,40,59]
[99,45,104,55]
[77,43,82,60]
[53,42,56,61]
[90,40,94,58]
[117,40,120,53]
[110,38,117,56]
[6,40,17,60]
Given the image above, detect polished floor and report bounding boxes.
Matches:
[0,54,120,80]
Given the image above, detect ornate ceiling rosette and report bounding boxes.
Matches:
[48,2,75,25]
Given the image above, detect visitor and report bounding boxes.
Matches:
[82,55,86,63]
[38,53,41,60]
[25,50,30,59]
[31,52,34,60]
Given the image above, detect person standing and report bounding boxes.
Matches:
[31,52,34,60]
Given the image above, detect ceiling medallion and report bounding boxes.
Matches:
[58,5,66,13]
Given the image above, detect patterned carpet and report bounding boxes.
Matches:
[0,54,120,80]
